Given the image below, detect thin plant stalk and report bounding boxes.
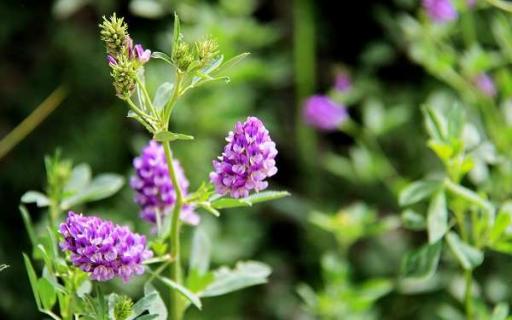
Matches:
[293,0,317,193]
[162,140,184,320]
[0,86,67,160]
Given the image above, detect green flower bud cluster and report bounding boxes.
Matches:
[110,56,137,100]
[172,37,220,72]
[112,295,134,320]
[99,13,129,56]
[195,38,220,64]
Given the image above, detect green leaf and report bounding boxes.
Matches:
[156,276,202,309]
[200,261,271,297]
[64,163,92,193]
[210,198,251,209]
[191,56,225,86]
[399,180,441,206]
[359,278,393,301]
[189,228,211,275]
[446,232,484,270]
[152,82,173,112]
[21,191,50,207]
[135,315,160,320]
[130,292,159,319]
[401,241,442,279]
[491,303,509,320]
[211,191,290,209]
[23,253,42,310]
[76,278,92,298]
[153,131,194,143]
[447,103,465,140]
[423,106,448,142]
[401,209,426,230]
[143,283,167,320]
[151,52,172,65]
[211,52,250,76]
[37,277,57,310]
[427,191,448,244]
[61,174,124,210]
[171,12,180,59]
[490,205,512,244]
[20,206,38,247]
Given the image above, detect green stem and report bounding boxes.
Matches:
[464,270,474,320]
[293,0,317,194]
[136,77,158,119]
[163,71,183,125]
[0,86,66,160]
[461,9,476,47]
[162,141,184,320]
[443,179,494,214]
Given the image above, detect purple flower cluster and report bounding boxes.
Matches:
[422,0,457,23]
[303,95,348,131]
[131,141,199,225]
[59,211,152,282]
[474,73,496,97]
[107,36,151,66]
[210,117,278,198]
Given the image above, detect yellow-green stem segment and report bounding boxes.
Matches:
[162,140,184,320]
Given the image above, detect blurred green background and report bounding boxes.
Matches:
[0,0,487,319]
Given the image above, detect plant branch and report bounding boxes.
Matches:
[162,140,184,320]
[0,86,67,160]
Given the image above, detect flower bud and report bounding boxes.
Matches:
[110,56,137,99]
[172,42,194,71]
[195,38,220,65]
[99,13,129,56]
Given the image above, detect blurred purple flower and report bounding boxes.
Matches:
[210,117,278,198]
[131,141,199,226]
[423,0,457,23]
[474,73,496,97]
[467,0,476,8]
[335,73,352,92]
[303,95,348,131]
[59,211,152,282]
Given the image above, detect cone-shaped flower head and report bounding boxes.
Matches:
[131,141,199,225]
[303,95,348,131]
[210,117,278,198]
[110,56,137,99]
[474,73,496,97]
[59,211,153,282]
[422,0,457,23]
[99,13,129,56]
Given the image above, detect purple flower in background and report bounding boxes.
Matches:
[303,95,348,131]
[210,117,278,198]
[59,211,152,282]
[422,0,457,23]
[474,73,496,97]
[131,141,199,225]
[467,0,476,8]
[335,73,352,92]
